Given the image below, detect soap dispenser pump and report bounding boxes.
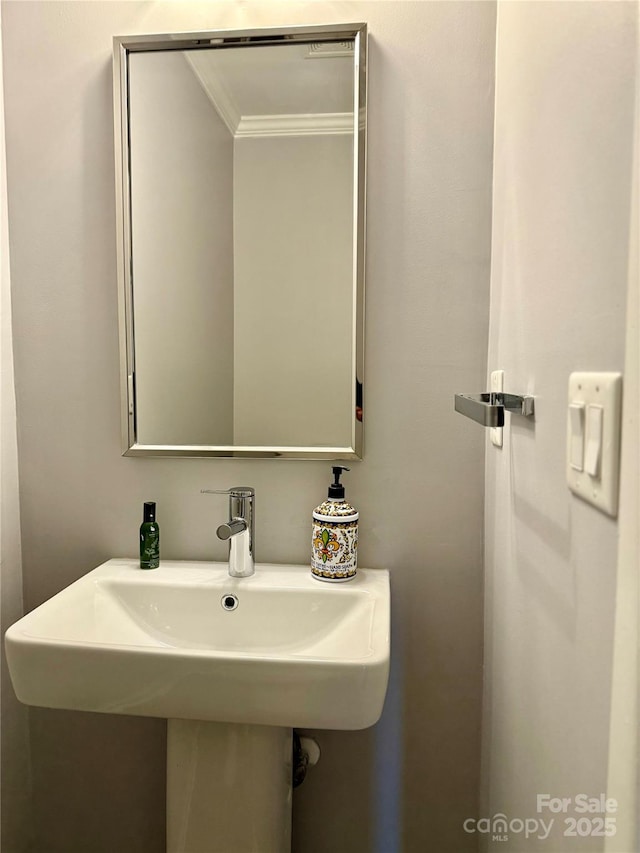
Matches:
[311,466,359,582]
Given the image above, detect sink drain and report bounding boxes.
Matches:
[221,593,239,611]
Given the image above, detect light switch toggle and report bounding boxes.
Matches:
[584,404,603,478]
[569,403,585,471]
[566,372,622,517]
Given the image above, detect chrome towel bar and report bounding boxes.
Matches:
[454,392,535,428]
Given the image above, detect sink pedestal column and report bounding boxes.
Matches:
[167,720,292,853]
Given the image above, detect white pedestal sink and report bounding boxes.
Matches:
[5,560,390,852]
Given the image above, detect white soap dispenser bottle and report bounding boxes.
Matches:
[311,466,359,582]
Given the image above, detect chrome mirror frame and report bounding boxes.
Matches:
[113,22,367,460]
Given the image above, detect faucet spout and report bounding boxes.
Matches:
[216,519,247,540]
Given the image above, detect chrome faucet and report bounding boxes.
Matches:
[201,486,255,578]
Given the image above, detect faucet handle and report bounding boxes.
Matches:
[201,486,255,498]
[202,488,255,527]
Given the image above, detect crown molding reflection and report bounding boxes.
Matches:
[235,112,353,138]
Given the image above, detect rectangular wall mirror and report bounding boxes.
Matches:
[113,23,367,459]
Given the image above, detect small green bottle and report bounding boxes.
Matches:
[140,501,159,569]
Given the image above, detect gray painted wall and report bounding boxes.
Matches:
[1,6,31,850]
[481,4,638,852]
[2,1,495,851]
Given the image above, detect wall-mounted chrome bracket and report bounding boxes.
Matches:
[454,392,535,428]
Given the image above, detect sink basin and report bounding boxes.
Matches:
[5,559,390,729]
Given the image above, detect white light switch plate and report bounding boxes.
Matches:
[566,372,622,517]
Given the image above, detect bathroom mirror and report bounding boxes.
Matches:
[113,23,366,459]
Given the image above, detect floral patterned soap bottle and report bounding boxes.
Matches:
[311,466,358,582]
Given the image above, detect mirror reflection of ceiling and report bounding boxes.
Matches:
[184,42,355,137]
